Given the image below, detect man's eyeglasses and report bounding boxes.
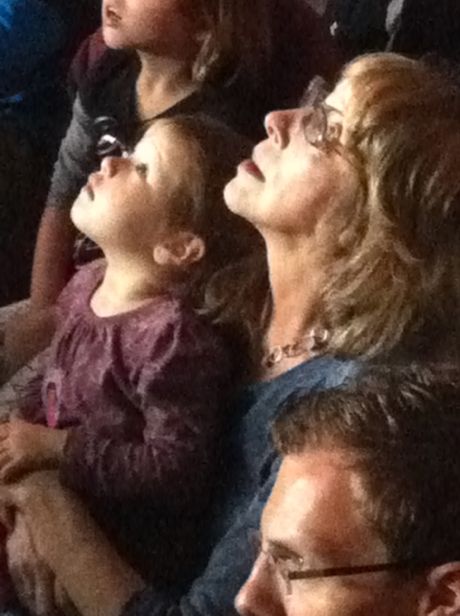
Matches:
[253,534,448,595]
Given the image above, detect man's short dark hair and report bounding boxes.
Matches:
[273,364,460,566]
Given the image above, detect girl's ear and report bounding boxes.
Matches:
[153,232,206,268]
[419,563,460,615]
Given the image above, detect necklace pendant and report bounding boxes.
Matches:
[265,345,284,368]
[262,327,330,369]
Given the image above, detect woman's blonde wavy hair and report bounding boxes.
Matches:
[191,0,272,84]
[320,53,460,359]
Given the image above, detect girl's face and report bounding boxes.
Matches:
[71,124,188,253]
[224,79,361,240]
[102,0,198,56]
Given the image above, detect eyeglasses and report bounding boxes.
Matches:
[94,116,130,159]
[299,76,343,150]
[299,76,365,174]
[253,533,448,595]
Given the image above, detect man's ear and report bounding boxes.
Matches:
[420,563,460,615]
[153,232,205,268]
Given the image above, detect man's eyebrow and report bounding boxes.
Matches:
[265,539,303,560]
[265,537,354,565]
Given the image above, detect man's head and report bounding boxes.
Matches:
[237,365,460,616]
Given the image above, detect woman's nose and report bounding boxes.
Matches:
[100,156,120,177]
[235,557,285,616]
[264,109,296,148]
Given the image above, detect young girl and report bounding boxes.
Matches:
[23,0,338,320]
[0,115,260,600]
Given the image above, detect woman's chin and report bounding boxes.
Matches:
[224,180,248,217]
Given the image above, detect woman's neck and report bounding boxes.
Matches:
[91,254,171,318]
[265,237,323,348]
[136,51,198,120]
[254,238,324,381]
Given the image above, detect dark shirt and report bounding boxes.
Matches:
[331,0,390,58]
[388,0,460,62]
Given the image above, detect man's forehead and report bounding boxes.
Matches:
[263,450,360,529]
[261,450,386,562]
[274,448,361,497]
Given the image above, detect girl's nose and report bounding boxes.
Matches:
[100,156,120,177]
[264,109,296,149]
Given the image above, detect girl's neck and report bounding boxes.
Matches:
[136,51,198,120]
[91,255,172,318]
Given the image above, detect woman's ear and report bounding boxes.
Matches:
[153,232,206,268]
[419,563,460,615]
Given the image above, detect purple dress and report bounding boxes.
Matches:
[20,260,232,584]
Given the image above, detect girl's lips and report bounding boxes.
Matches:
[240,159,265,181]
[84,184,94,201]
[84,174,99,201]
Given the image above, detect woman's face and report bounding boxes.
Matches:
[224,79,360,239]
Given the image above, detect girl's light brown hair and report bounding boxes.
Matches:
[191,0,272,84]
[320,53,460,359]
[153,115,266,362]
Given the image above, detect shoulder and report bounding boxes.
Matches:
[69,29,108,92]
[318,356,362,389]
[120,297,230,382]
[244,357,360,422]
[57,260,105,315]
[69,259,106,288]
[124,296,228,366]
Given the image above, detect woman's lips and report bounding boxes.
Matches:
[240,159,265,181]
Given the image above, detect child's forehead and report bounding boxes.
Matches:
[132,128,163,162]
[135,123,182,157]
[136,125,160,149]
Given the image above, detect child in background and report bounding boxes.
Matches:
[23,0,338,321]
[28,0,271,315]
[0,115,260,602]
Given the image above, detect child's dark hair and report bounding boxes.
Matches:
[153,115,268,369]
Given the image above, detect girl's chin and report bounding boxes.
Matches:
[70,206,91,238]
